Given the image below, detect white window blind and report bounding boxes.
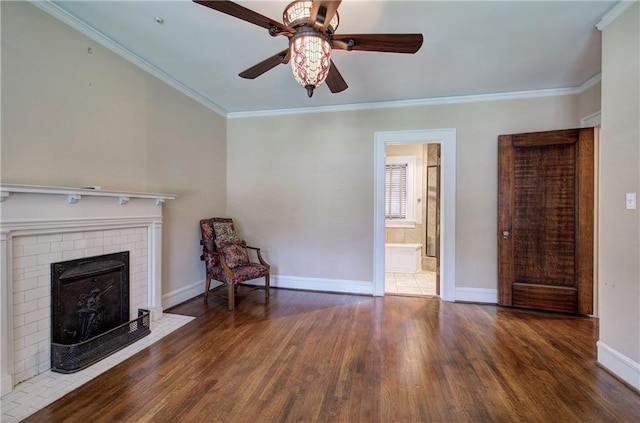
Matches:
[385,163,408,219]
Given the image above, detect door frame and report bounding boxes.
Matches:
[373,129,456,301]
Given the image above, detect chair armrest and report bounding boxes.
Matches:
[246,245,270,267]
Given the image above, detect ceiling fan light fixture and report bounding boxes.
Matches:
[290,30,332,97]
[193,0,422,98]
[283,0,339,32]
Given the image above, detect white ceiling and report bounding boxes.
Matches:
[39,1,618,115]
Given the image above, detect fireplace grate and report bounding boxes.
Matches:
[51,309,151,373]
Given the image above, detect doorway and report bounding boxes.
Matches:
[373,129,457,301]
[384,142,439,296]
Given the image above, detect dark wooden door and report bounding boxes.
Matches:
[498,128,594,314]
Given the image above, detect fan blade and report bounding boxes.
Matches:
[193,1,295,35]
[239,49,290,79]
[325,60,348,93]
[309,0,342,31]
[333,34,423,54]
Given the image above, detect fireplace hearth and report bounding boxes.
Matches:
[51,251,150,373]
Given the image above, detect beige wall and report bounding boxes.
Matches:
[1,2,227,302]
[599,3,640,365]
[227,95,582,288]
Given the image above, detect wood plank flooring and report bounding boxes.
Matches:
[23,289,640,422]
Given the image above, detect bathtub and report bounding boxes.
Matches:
[385,243,422,273]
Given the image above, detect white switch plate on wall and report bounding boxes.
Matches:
[626,192,637,210]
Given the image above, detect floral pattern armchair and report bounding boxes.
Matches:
[200,218,270,311]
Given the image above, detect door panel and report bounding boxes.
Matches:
[498,128,594,315]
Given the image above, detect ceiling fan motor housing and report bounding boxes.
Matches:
[283,0,339,33]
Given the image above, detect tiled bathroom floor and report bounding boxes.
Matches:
[1,313,194,423]
[385,270,437,296]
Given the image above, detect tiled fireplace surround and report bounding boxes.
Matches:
[0,184,175,396]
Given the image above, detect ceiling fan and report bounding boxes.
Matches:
[193,0,423,97]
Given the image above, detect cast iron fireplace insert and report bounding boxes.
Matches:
[50,251,150,373]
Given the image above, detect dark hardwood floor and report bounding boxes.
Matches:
[24,289,640,422]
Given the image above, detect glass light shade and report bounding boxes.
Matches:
[290,32,332,96]
[283,1,339,31]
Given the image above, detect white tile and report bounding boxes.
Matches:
[12,245,24,258]
[12,237,37,247]
[388,272,437,296]
[37,234,63,244]
[396,286,423,295]
[396,277,418,287]
[84,230,105,239]
[385,283,398,294]
[62,250,84,261]
[23,287,49,304]
[12,291,24,306]
[85,247,105,257]
[23,243,51,257]
[36,252,62,266]
[73,239,88,250]
[12,255,37,270]
[13,299,38,317]
[62,232,84,241]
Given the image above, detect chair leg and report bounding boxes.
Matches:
[228,283,235,311]
[265,274,270,302]
[204,275,212,301]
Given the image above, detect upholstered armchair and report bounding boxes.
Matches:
[199,218,270,311]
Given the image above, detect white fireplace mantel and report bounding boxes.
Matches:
[0,184,175,396]
[0,183,174,205]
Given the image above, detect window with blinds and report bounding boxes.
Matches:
[385,163,408,219]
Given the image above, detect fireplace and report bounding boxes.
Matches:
[50,251,150,373]
[0,183,175,395]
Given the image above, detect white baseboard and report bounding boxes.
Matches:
[161,274,375,309]
[164,278,501,306]
[162,279,219,309]
[455,287,498,304]
[597,341,640,391]
[271,275,373,295]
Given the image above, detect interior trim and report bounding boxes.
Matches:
[374,129,456,301]
[596,1,636,31]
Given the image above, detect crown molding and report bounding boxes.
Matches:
[29,0,228,117]
[228,78,600,119]
[596,1,636,31]
[578,73,602,92]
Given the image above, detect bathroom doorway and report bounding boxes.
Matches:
[383,143,440,297]
[373,128,456,301]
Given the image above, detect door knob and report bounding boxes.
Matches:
[502,230,510,239]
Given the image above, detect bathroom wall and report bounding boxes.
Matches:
[423,144,439,271]
[385,144,425,255]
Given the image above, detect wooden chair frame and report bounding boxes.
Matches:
[200,218,270,311]
[204,246,270,311]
